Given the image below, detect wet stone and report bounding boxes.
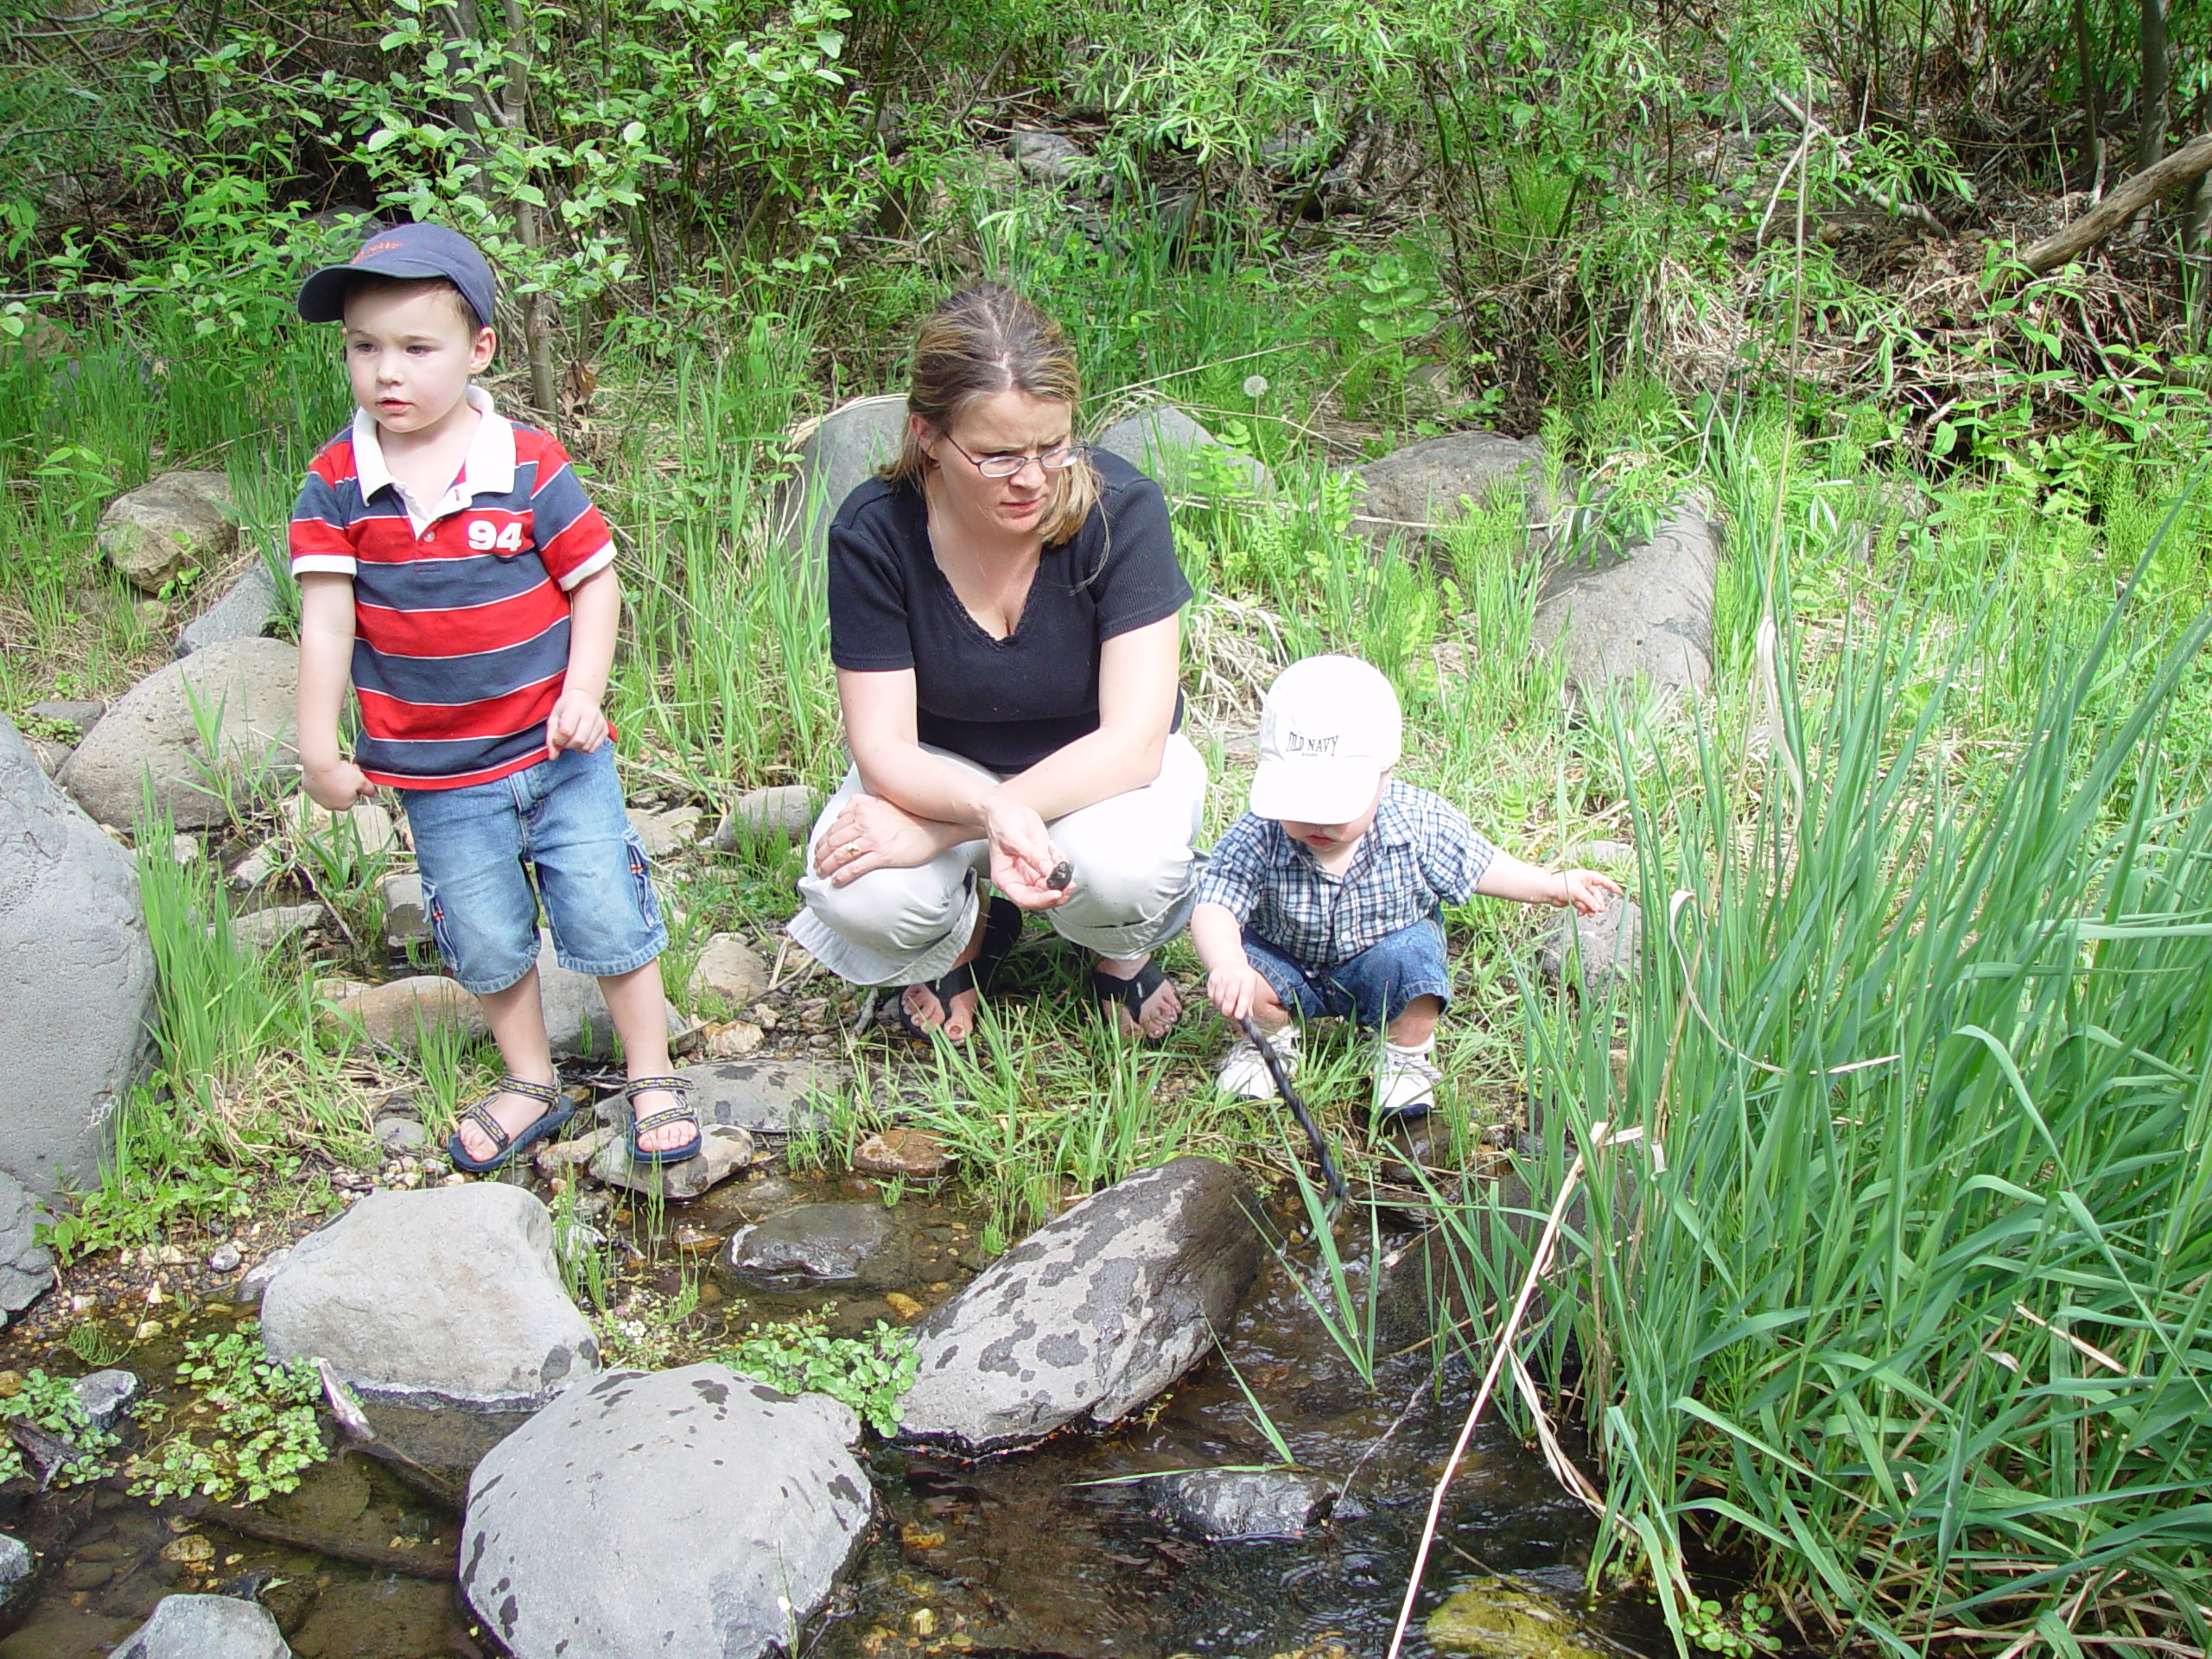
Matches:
[1426,1579,1613,1659]
[851,1128,950,1179]
[72,1368,139,1431]
[726,1202,896,1286]
[0,1530,29,1608]
[112,1592,292,1659]
[1147,1468,1336,1540]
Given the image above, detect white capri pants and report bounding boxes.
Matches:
[786,734,1208,988]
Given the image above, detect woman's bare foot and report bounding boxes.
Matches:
[899,909,990,1040]
[1095,955,1181,1039]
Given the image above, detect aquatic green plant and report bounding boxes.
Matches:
[0,1369,120,1488]
[128,1323,328,1503]
[718,1307,917,1438]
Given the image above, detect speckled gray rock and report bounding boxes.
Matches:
[113,1593,290,1658]
[174,559,278,657]
[238,1248,290,1305]
[0,1530,30,1609]
[461,1364,872,1659]
[0,715,152,1200]
[671,1059,837,1137]
[712,784,817,849]
[772,395,907,569]
[898,1156,1263,1453]
[72,1369,139,1431]
[260,1185,596,1408]
[98,471,238,594]
[726,1202,895,1286]
[58,636,298,830]
[1349,432,1565,556]
[1534,503,1718,706]
[1538,898,1643,999]
[1094,404,1268,499]
[1148,1468,1336,1539]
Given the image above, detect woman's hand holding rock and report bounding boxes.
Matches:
[983,798,1069,910]
[814,795,947,886]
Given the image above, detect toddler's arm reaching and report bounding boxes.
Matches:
[1191,901,1270,1020]
[1474,850,1623,916]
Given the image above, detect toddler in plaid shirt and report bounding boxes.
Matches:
[1192,656,1620,1118]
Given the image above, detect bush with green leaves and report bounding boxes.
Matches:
[127,1324,328,1504]
[718,1307,917,1438]
[0,1369,121,1489]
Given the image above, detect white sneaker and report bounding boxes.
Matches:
[1218,1023,1300,1100]
[1375,1042,1442,1117]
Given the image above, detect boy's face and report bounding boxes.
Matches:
[1274,774,1387,855]
[341,282,494,441]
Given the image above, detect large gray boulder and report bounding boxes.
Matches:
[1094,404,1268,499]
[175,559,279,657]
[0,714,153,1202]
[461,1364,873,1659]
[1349,431,1565,556]
[260,1184,597,1408]
[897,1156,1263,1453]
[1533,502,1718,706]
[772,395,907,569]
[113,1593,291,1658]
[98,471,238,594]
[58,636,298,830]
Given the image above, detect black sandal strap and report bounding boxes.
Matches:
[458,1099,514,1155]
[1090,959,1167,1027]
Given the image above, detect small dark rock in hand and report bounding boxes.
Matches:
[1046,861,1073,891]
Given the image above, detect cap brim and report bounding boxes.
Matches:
[296,256,474,324]
[1249,757,1383,824]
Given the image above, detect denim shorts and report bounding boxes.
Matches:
[397,744,667,995]
[1243,916,1452,1029]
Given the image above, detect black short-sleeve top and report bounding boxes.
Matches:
[825,448,1193,774]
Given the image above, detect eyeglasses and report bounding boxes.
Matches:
[937,432,1084,480]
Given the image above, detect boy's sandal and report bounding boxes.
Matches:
[447,1076,574,1175]
[1089,957,1173,1044]
[887,897,1023,1040]
[625,1074,704,1166]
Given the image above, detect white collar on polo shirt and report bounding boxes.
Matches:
[350,385,517,537]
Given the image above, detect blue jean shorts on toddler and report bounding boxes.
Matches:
[397,743,667,995]
[1242,915,1452,1029]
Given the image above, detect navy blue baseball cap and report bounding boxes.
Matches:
[296,222,497,331]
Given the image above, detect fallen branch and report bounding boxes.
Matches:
[2017,130,2212,275]
[181,1493,459,1579]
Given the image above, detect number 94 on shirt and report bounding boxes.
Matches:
[466,518,527,552]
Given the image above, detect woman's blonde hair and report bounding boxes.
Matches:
[882,284,1100,548]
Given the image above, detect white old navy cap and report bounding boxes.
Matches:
[1249,655,1402,823]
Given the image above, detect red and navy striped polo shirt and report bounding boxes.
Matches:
[289,390,616,790]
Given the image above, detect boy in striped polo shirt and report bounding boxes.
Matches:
[289,223,702,1173]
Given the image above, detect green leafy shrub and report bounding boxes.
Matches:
[127,1323,327,1503]
[0,1369,121,1488]
[718,1307,917,1437]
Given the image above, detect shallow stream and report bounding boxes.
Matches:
[0,1169,1665,1659]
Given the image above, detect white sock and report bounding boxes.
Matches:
[1383,1035,1436,1062]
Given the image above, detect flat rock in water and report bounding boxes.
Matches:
[1533,502,1718,706]
[112,1592,291,1659]
[174,559,278,657]
[1147,1467,1336,1540]
[98,471,238,594]
[58,637,298,830]
[1426,1580,1612,1659]
[0,715,153,1205]
[260,1184,596,1408]
[726,1202,897,1286]
[772,395,907,570]
[851,1128,949,1178]
[592,1123,755,1201]
[461,1364,872,1659]
[1094,404,1268,499]
[712,784,817,849]
[677,1058,837,1136]
[1537,899,1642,999]
[897,1156,1263,1453]
[72,1369,139,1431]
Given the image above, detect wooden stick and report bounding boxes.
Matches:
[2017,130,2212,275]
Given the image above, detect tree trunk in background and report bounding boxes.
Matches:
[2073,0,2104,193]
[499,0,559,424]
[2137,0,2166,171]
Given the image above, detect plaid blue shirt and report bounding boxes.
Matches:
[1197,781,1498,970]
